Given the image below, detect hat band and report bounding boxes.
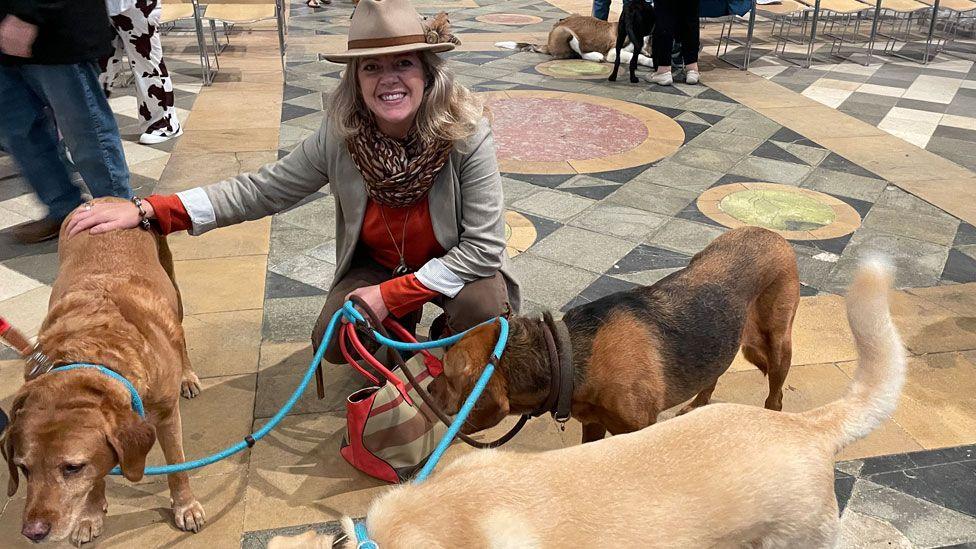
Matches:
[347,34,428,50]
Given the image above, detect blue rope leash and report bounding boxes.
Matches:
[90,301,506,477]
[413,317,508,483]
[354,313,510,545]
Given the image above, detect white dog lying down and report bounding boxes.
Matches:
[270,261,904,548]
[495,14,652,67]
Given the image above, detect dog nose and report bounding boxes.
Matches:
[22,519,51,542]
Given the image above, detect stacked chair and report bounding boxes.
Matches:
[716,0,975,67]
[158,0,286,85]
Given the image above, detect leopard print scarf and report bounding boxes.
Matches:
[348,116,454,208]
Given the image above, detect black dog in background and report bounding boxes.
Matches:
[608,0,656,83]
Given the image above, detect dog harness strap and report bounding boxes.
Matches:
[50,364,147,418]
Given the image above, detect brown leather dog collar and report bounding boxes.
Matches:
[533,312,574,424]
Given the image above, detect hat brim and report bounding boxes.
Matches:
[325,42,454,63]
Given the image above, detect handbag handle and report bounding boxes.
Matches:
[349,296,529,450]
[341,323,415,406]
[338,323,382,385]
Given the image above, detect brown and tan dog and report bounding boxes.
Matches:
[270,260,905,548]
[429,226,800,443]
[0,197,205,545]
[495,14,653,67]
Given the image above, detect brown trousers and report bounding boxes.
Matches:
[311,256,510,365]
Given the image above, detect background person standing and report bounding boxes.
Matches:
[101,0,183,145]
[646,0,701,86]
[0,0,132,243]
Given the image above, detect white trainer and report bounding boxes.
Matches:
[686,69,700,85]
[139,126,183,145]
[645,71,673,86]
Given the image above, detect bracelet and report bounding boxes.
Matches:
[131,197,152,231]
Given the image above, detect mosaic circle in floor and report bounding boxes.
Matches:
[482,91,684,174]
[697,182,862,241]
[475,13,544,25]
[505,210,537,257]
[535,59,613,80]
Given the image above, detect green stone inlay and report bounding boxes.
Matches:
[719,189,836,232]
[505,223,513,240]
[545,60,611,77]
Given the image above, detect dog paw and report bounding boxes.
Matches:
[173,499,207,533]
[70,514,104,546]
[181,371,202,399]
[630,76,639,83]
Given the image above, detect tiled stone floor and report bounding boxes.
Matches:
[715,17,976,172]
[1,1,976,547]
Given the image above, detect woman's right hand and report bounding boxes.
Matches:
[66,199,154,237]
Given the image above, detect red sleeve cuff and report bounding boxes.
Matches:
[380,274,440,318]
[144,194,191,235]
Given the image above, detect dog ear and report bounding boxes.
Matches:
[2,429,18,497]
[2,392,29,497]
[106,415,156,482]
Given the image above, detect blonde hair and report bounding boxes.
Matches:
[327,51,486,145]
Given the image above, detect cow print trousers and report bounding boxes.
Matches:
[99,0,181,138]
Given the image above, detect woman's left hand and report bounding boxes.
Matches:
[346,285,389,324]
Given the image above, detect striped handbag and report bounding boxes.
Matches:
[338,320,448,483]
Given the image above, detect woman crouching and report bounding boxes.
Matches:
[67,0,520,395]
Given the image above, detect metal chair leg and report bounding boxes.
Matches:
[209,19,221,70]
[191,1,213,85]
[276,0,287,74]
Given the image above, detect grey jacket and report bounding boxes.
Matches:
[175,116,521,311]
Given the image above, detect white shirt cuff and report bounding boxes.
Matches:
[176,188,217,236]
[415,258,465,298]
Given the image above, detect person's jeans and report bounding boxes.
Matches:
[0,62,131,220]
[593,0,612,20]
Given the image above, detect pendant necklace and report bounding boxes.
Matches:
[379,205,411,276]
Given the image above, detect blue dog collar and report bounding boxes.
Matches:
[354,521,377,548]
[50,363,146,418]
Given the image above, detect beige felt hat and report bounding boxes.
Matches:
[324,0,455,63]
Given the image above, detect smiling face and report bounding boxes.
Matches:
[356,52,428,138]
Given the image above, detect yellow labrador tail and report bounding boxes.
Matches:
[803,258,906,451]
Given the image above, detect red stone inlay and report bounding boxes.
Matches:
[489,98,649,162]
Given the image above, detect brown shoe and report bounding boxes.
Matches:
[11,217,63,244]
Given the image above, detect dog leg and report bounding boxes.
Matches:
[743,282,797,411]
[763,339,792,412]
[69,478,107,546]
[608,18,628,82]
[677,381,717,415]
[581,51,605,62]
[581,422,607,443]
[157,406,206,532]
[627,30,641,83]
[179,343,202,399]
